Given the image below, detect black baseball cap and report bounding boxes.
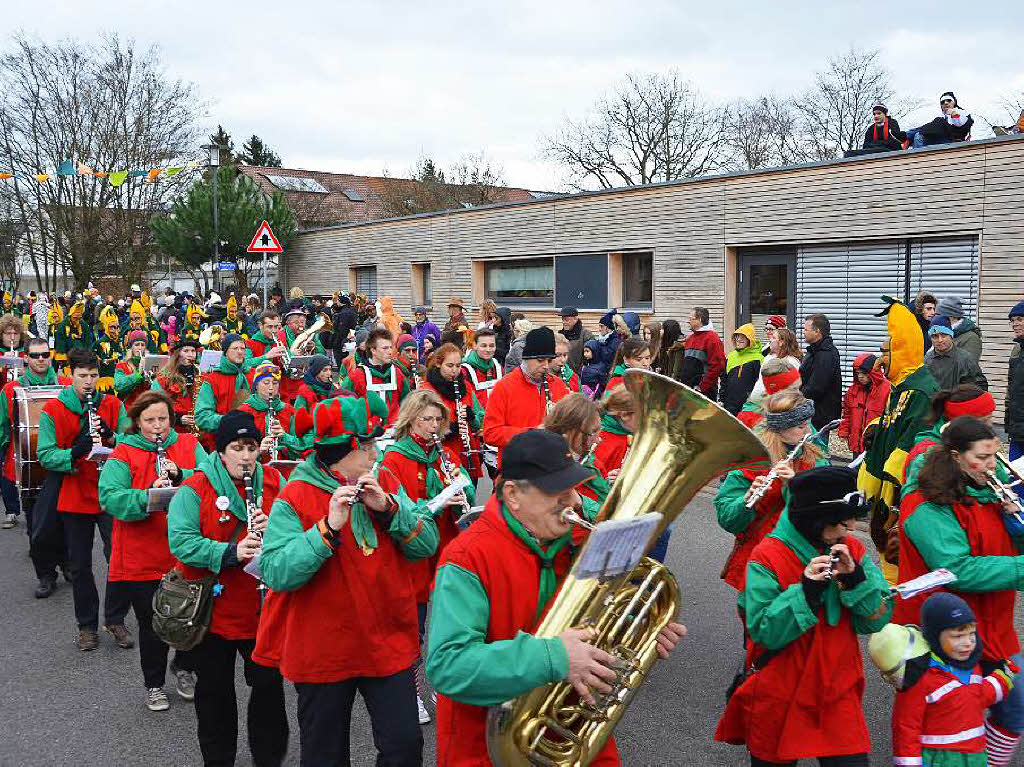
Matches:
[501,430,596,494]
[560,306,579,318]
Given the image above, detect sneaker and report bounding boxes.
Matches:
[174,670,196,701]
[34,578,57,599]
[417,695,431,725]
[1,513,16,529]
[104,624,135,649]
[993,125,1010,136]
[75,630,99,651]
[146,687,170,712]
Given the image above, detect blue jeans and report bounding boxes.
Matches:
[0,474,20,517]
[991,652,1024,732]
[905,128,951,149]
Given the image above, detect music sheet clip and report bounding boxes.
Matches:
[889,568,956,600]
[143,355,169,374]
[146,486,178,514]
[87,444,114,463]
[573,513,662,580]
[269,460,299,472]
[427,475,471,515]
[286,355,314,372]
[198,350,222,372]
[0,356,25,370]
[244,553,262,581]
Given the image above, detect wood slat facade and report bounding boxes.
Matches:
[283,136,1024,421]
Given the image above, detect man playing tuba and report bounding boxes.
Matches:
[426,429,686,765]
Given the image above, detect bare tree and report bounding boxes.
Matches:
[791,46,920,161]
[0,34,202,292]
[726,95,806,170]
[379,152,509,218]
[542,72,730,190]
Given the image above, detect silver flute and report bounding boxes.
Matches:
[745,419,841,509]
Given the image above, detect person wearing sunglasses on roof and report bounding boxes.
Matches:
[904,91,974,149]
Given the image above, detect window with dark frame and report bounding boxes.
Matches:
[484,258,554,305]
[622,251,653,307]
[353,266,378,301]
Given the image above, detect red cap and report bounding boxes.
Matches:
[944,391,996,420]
[765,315,787,329]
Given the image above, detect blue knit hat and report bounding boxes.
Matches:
[1009,301,1024,320]
[920,592,977,668]
[927,316,954,337]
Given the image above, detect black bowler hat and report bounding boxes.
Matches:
[501,430,595,494]
[521,326,556,360]
[560,306,579,318]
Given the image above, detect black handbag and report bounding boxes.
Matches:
[725,647,779,701]
[152,521,242,651]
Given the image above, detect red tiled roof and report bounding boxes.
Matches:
[238,165,542,230]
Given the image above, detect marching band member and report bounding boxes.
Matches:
[182,302,205,348]
[94,306,123,392]
[37,348,131,652]
[253,397,439,766]
[896,416,1024,765]
[0,313,26,389]
[393,334,420,388]
[551,333,581,392]
[246,310,282,360]
[543,393,608,514]
[114,330,153,411]
[427,429,686,765]
[167,410,289,767]
[461,328,502,408]
[341,327,370,381]
[715,391,828,591]
[276,302,325,405]
[194,334,249,452]
[98,390,207,712]
[53,299,92,365]
[594,385,636,481]
[346,328,411,427]
[901,384,994,486]
[292,355,339,413]
[602,336,652,394]
[237,362,303,467]
[126,299,159,353]
[481,327,570,456]
[377,389,474,724]
[0,338,71,592]
[736,358,802,429]
[420,342,483,479]
[715,467,892,765]
[153,339,201,434]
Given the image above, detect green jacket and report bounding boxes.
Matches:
[193,355,247,434]
[37,388,129,474]
[113,356,147,399]
[715,456,831,535]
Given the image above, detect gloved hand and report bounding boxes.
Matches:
[70,431,93,461]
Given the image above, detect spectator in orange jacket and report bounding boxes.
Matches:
[838,353,891,455]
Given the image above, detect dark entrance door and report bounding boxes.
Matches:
[737,249,796,335]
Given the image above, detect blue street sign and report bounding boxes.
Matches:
[217,262,237,271]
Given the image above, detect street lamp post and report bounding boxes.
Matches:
[202,143,221,295]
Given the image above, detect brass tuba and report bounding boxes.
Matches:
[289,312,332,356]
[486,370,770,766]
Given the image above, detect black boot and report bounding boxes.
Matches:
[34,577,57,599]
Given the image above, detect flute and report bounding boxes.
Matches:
[354,458,380,503]
[745,419,841,509]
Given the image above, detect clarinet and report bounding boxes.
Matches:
[266,403,279,463]
[154,434,166,480]
[87,396,99,439]
[243,470,267,604]
[354,459,380,504]
[431,432,472,520]
[541,374,553,414]
[452,375,473,461]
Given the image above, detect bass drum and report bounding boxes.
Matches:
[13,386,63,504]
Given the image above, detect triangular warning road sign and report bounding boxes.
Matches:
[247,220,284,253]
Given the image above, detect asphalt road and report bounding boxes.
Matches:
[1,490,1020,767]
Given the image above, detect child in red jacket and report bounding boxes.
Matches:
[886,593,1015,766]
[838,352,890,455]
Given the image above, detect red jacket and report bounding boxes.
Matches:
[893,664,1009,762]
[378,445,462,603]
[594,431,629,476]
[482,368,569,452]
[106,435,202,581]
[896,490,1021,660]
[252,475,421,682]
[682,328,726,396]
[837,354,890,454]
[716,535,873,761]
[155,372,197,435]
[175,467,282,639]
[347,363,408,427]
[433,497,618,766]
[1,374,71,482]
[461,358,502,409]
[114,360,148,411]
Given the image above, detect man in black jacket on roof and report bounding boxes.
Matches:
[799,313,843,430]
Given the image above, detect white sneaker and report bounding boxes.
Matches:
[146,687,170,712]
[174,670,196,700]
[1,513,16,529]
[417,695,431,724]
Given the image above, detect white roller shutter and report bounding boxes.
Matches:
[797,241,906,388]
[907,236,979,319]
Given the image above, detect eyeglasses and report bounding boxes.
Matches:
[27,352,50,359]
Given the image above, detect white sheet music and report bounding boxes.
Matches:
[244,553,262,581]
[891,568,956,600]
[199,350,222,372]
[87,444,114,462]
[146,486,178,514]
[573,513,662,580]
[427,475,471,515]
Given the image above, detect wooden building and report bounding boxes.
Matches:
[282,135,1023,416]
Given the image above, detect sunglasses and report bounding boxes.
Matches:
[27,352,50,359]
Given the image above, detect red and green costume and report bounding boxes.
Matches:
[346,362,410,427]
[99,431,207,581]
[153,369,199,434]
[481,368,569,454]
[167,454,282,640]
[419,375,484,479]
[603,362,627,395]
[274,327,325,404]
[37,388,129,514]
[715,510,892,762]
[594,411,630,476]
[426,496,615,766]
[237,394,304,462]
[193,355,248,452]
[252,456,438,682]
[461,351,502,409]
[114,357,149,412]
[557,364,580,393]
[0,367,70,482]
[378,435,475,602]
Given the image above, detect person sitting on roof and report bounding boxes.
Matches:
[904,91,973,148]
[862,103,907,152]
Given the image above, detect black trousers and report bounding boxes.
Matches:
[24,491,66,581]
[106,580,168,688]
[61,511,128,630]
[187,634,288,767]
[751,754,869,766]
[295,666,422,767]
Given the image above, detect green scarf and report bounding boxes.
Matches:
[363,360,394,378]
[197,451,264,523]
[609,363,626,378]
[581,452,610,501]
[558,365,575,385]
[57,386,104,416]
[241,394,285,414]
[599,411,631,437]
[119,430,179,452]
[216,354,244,377]
[767,509,842,626]
[250,332,275,346]
[383,437,445,506]
[288,455,380,553]
[462,350,494,374]
[22,367,58,387]
[500,503,572,619]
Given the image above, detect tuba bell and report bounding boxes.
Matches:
[486,369,770,766]
[289,312,332,357]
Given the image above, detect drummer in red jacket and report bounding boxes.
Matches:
[253,396,439,765]
[482,326,569,454]
[36,348,130,652]
[427,429,686,765]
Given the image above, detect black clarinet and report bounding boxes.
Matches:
[452,375,473,461]
[243,471,267,606]
[541,374,553,415]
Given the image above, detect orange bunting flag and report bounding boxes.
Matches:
[35,174,50,183]
[93,171,108,178]
[147,168,162,182]
[0,173,13,180]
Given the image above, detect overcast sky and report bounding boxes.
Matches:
[6,2,1024,190]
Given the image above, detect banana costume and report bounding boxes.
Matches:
[53,299,92,363]
[125,299,159,354]
[224,293,247,338]
[93,306,122,391]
